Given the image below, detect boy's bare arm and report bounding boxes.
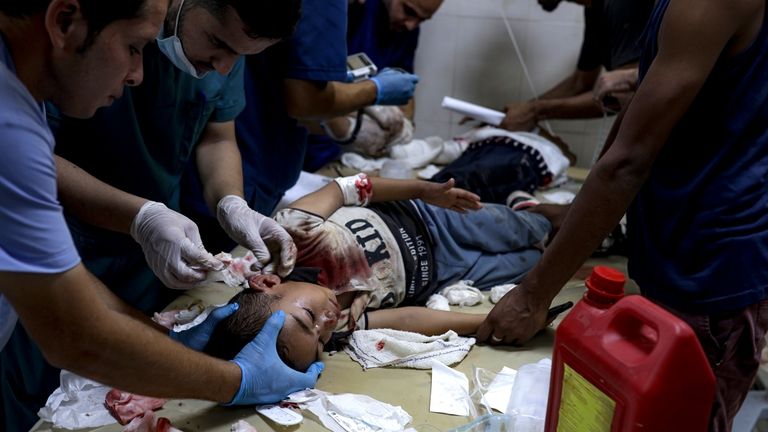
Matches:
[366,307,485,336]
[288,176,481,219]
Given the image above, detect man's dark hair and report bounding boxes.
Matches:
[203,289,283,361]
[0,0,147,51]
[194,0,301,40]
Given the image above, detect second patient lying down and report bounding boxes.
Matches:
[204,174,561,371]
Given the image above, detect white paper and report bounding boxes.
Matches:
[38,371,115,429]
[484,367,518,413]
[441,97,505,126]
[291,389,412,432]
[429,361,470,416]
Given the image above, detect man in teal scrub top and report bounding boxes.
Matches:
[52,0,301,312]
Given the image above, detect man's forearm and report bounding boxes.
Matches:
[3,266,240,403]
[533,91,606,121]
[283,79,377,120]
[539,69,599,100]
[195,122,245,213]
[55,156,146,233]
[521,152,648,308]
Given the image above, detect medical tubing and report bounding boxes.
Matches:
[499,0,555,136]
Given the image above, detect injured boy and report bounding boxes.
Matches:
[204,174,559,371]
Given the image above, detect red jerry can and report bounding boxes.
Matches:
[545,266,716,431]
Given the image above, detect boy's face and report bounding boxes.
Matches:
[250,275,341,371]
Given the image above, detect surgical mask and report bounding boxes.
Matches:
[156,0,208,79]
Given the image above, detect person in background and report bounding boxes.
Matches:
[303,0,445,170]
[480,0,768,429]
[500,0,653,131]
[1,0,322,428]
[182,0,420,253]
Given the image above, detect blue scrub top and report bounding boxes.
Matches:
[0,34,80,350]
[347,0,420,73]
[304,0,421,171]
[181,0,348,229]
[49,42,244,312]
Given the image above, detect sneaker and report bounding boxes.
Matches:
[506,190,540,211]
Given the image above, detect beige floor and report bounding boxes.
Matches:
[32,254,632,432]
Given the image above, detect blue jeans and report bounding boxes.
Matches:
[413,201,551,289]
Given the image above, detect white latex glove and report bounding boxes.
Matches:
[216,195,297,277]
[130,201,224,289]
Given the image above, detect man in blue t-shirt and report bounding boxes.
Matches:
[182,0,421,253]
[481,0,768,429]
[303,0,444,170]
[0,1,322,429]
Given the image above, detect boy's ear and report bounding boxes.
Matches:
[248,274,282,292]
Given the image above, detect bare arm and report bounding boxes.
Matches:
[367,307,485,336]
[0,265,240,402]
[479,0,761,345]
[283,79,378,120]
[55,156,147,233]
[501,69,603,130]
[194,121,244,213]
[288,177,481,220]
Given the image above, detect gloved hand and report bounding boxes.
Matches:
[216,195,297,277]
[130,201,224,289]
[370,68,419,106]
[169,303,239,351]
[226,311,324,405]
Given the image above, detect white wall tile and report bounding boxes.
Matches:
[413,0,592,164]
[439,0,530,20]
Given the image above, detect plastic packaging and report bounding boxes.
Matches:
[448,414,513,432]
[506,358,551,432]
[546,266,716,431]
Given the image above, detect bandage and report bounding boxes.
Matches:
[334,173,373,206]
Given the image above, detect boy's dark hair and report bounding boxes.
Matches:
[0,0,148,51]
[194,0,301,40]
[203,289,282,361]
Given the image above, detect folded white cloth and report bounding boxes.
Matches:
[440,280,484,307]
[344,328,475,369]
[490,283,518,304]
[38,371,115,430]
[425,293,450,311]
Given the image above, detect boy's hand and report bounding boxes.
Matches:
[421,179,482,213]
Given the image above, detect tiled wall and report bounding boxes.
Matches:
[412,0,614,168]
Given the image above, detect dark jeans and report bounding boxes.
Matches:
[431,137,545,204]
[664,299,768,432]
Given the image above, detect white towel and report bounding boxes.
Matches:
[344,328,475,370]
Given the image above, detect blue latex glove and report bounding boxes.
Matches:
[169,303,239,351]
[226,310,324,405]
[370,68,420,106]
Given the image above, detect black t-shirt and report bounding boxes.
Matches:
[577,0,654,71]
[368,201,438,306]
